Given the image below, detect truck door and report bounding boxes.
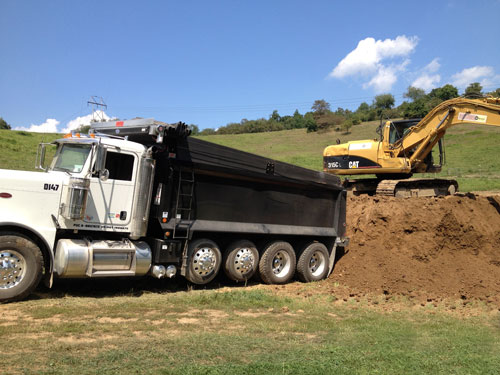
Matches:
[84,150,137,230]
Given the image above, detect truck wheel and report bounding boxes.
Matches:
[223,240,259,282]
[185,239,221,285]
[0,233,43,303]
[296,242,329,282]
[259,241,296,284]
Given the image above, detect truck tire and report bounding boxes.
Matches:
[0,233,43,303]
[223,240,259,282]
[296,242,329,282]
[259,241,296,284]
[185,239,221,285]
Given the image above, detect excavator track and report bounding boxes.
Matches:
[375,178,458,197]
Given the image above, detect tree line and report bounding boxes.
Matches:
[192,82,500,135]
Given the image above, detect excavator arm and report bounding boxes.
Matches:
[394,97,500,171]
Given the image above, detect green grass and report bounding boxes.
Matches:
[2,288,499,375]
[2,121,500,191]
[0,129,60,171]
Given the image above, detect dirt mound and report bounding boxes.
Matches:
[331,193,500,306]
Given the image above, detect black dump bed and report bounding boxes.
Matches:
[157,137,346,239]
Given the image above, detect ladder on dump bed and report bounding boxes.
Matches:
[173,168,195,239]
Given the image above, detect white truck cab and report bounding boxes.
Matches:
[0,132,155,301]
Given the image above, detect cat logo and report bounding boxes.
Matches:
[349,161,359,169]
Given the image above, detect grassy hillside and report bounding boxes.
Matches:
[0,130,60,171]
[1,122,499,191]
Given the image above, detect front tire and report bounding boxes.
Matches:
[258,241,296,284]
[185,239,221,285]
[0,233,43,303]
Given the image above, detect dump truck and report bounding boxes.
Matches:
[0,118,348,302]
[323,97,500,196]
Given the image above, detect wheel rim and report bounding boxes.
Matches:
[309,250,326,277]
[234,248,255,274]
[272,250,291,278]
[0,250,27,289]
[192,247,217,276]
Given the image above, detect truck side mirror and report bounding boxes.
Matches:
[36,143,50,171]
[95,144,109,181]
[95,144,107,172]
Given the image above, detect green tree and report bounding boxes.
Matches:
[291,109,305,129]
[373,94,395,117]
[464,82,483,97]
[428,84,459,101]
[357,102,370,112]
[311,99,331,115]
[189,124,200,135]
[342,119,353,134]
[487,88,500,97]
[200,128,216,135]
[305,112,318,132]
[76,125,91,133]
[0,117,11,130]
[270,110,281,122]
[404,86,426,102]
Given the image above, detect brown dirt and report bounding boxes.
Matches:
[329,193,500,307]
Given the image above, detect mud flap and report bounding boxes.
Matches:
[327,237,349,277]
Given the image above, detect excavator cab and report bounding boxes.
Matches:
[388,119,421,144]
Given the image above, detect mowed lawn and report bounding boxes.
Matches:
[1,285,499,375]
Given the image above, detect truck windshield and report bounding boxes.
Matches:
[50,143,92,173]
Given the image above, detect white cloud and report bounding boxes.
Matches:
[62,111,110,133]
[412,74,441,91]
[15,118,60,133]
[329,35,418,92]
[411,58,441,91]
[329,35,418,79]
[451,66,494,88]
[14,111,112,133]
[363,60,410,93]
[424,58,440,73]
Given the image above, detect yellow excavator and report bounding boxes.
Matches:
[323,97,500,196]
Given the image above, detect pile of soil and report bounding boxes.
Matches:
[331,193,500,306]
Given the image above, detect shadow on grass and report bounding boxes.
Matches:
[30,273,265,302]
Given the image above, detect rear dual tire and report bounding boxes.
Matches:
[259,241,296,284]
[296,242,329,282]
[185,239,222,285]
[223,240,259,282]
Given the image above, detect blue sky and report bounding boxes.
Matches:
[1,0,499,132]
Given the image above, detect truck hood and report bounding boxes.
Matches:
[0,169,67,192]
[0,169,68,255]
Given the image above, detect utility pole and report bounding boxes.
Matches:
[87,96,107,122]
